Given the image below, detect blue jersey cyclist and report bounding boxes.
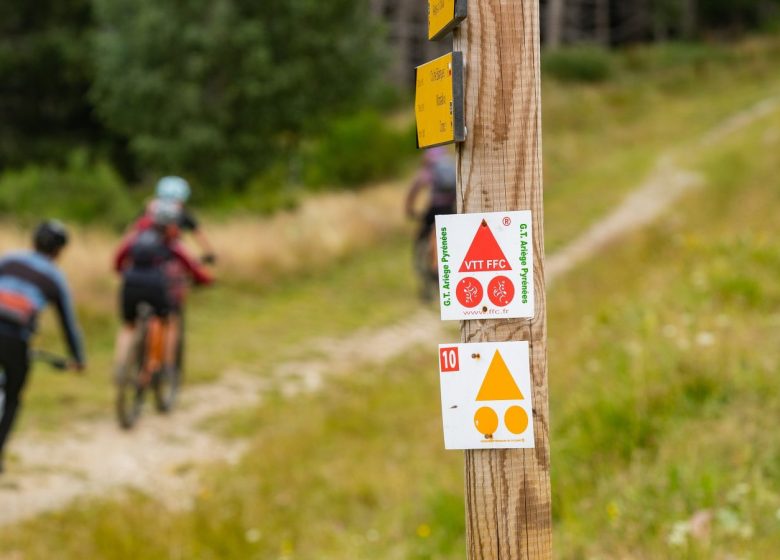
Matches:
[0,221,86,474]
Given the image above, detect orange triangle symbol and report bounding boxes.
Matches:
[459,221,511,273]
[476,351,524,401]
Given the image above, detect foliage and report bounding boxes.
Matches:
[301,111,416,188]
[0,152,135,229]
[90,0,384,189]
[542,47,614,83]
[699,0,780,32]
[0,0,106,169]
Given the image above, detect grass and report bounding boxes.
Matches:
[2,39,780,558]
[3,103,780,558]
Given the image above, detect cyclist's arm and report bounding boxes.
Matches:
[113,234,135,273]
[170,244,213,286]
[50,274,86,366]
[181,210,215,257]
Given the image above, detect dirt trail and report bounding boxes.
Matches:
[1,97,777,527]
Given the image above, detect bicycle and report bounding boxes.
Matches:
[413,223,440,303]
[115,303,183,430]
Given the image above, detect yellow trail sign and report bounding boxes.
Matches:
[429,0,468,41]
[415,52,465,149]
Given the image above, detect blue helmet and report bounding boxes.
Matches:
[156,176,191,202]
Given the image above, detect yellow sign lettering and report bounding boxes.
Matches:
[415,52,465,149]
[429,0,468,41]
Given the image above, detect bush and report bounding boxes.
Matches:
[542,47,614,83]
[0,152,135,229]
[301,111,416,188]
[622,42,733,73]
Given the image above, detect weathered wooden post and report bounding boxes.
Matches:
[416,1,551,557]
[454,3,552,558]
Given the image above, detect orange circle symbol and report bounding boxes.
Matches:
[474,407,499,437]
[505,406,529,435]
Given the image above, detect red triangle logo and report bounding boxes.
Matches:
[459,221,511,273]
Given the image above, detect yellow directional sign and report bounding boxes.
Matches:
[429,0,468,41]
[415,52,465,149]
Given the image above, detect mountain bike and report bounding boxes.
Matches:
[413,225,440,302]
[115,303,183,430]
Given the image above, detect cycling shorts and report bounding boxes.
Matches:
[120,269,172,323]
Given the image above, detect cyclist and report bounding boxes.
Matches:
[405,147,457,242]
[113,200,213,383]
[0,221,85,474]
[405,147,457,300]
[132,176,217,263]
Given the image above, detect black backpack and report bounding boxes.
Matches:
[130,230,169,268]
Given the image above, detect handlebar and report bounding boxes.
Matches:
[31,350,70,372]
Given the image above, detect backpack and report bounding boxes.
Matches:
[130,230,169,269]
[0,289,36,328]
[431,158,457,195]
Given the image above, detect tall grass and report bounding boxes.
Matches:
[0,178,411,317]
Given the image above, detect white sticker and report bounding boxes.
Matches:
[436,211,534,321]
[438,341,535,450]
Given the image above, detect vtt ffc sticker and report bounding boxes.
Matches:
[438,342,535,450]
[435,211,534,321]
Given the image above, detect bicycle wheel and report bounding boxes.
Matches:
[116,312,148,430]
[413,233,439,302]
[153,314,181,413]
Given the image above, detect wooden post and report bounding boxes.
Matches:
[453,2,552,558]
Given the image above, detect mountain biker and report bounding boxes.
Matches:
[132,176,217,264]
[0,221,85,474]
[405,147,457,241]
[113,200,213,383]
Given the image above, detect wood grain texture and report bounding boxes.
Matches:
[453,1,552,558]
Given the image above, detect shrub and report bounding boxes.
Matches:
[542,47,614,83]
[0,151,135,229]
[301,111,416,189]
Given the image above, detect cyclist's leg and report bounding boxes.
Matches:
[0,334,30,469]
[417,206,437,242]
[163,286,180,373]
[114,278,141,382]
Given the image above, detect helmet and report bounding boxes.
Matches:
[155,176,191,202]
[149,199,182,227]
[33,220,69,255]
[424,147,448,164]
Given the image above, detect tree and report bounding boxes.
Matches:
[0,0,102,168]
[91,0,383,189]
[546,0,566,48]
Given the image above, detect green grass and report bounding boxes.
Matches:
[4,103,780,557]
[542,38,780,252]
[4,40,780,558]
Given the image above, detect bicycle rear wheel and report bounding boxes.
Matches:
[116,313,148,430]
[413,232,439,302]
[153,314,182,413]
